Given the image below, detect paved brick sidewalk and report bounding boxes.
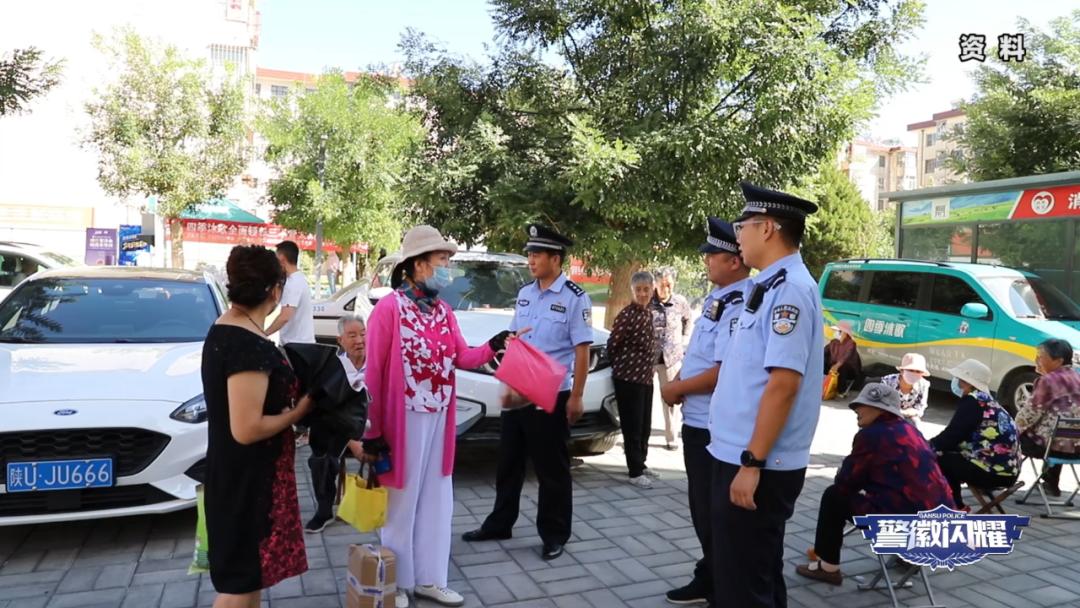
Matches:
[3,395,1080,608]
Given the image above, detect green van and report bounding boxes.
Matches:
[818,259,1080,414]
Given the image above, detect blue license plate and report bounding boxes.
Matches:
[5,458,114,492]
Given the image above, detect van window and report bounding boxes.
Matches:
[929,275,987,316]
[867,272,921,308]
[372,262,394,288]
[823,270,864,302]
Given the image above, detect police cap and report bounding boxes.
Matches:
[735,181,818,223]
[524,224,574,253]
[699,217,740,255]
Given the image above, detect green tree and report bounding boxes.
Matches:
[403,0,924,325]
[83,30,248,267]
[259,72,422,259]
[952,10,1080,180]
[0,47,63,116]
[798,162,894,279]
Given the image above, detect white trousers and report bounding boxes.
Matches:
[380,409,453,590]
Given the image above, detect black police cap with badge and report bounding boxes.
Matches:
[699,217,745,323]
[524,224,574,254]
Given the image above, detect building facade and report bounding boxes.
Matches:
[838,140,917,211]
[907,108,969,189]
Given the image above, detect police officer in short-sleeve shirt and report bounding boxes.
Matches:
[707,183,824,608]
[659,218,751,606]
[463,224,593,562]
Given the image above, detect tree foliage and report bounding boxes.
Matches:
[402,0,923,322]
[952,10,1080,180]
[259,72,422,255]
[83,30,248,267]
[798,161,894,279]
[0,47,63,117]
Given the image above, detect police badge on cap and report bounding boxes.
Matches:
[524,224,574,253]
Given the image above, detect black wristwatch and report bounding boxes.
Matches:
[740,449,766,468]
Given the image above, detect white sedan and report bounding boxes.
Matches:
[0,267,223,526]
[314,251,620,454]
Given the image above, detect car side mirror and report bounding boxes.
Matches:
[961,302,989,319]
[368,286,392,305]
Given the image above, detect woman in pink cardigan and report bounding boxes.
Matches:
[363,225,510,608]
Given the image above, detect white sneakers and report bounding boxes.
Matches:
[413,585,465,607]
[396,591,410,608]
[630,475,653,489]
[643,468,661,479]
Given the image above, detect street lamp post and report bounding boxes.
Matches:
[314,133,327,297]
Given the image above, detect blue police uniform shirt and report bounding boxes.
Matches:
[509,272,594,391]
[707,252,824,471]
[680,278,751,430]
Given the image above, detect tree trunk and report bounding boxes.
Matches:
[603,260,643,330]
[169,218,185,269]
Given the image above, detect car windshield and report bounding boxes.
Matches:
[442,261,532,310]
[332,279,368,301]
[980,275,1080,321]
[0,278,220,343]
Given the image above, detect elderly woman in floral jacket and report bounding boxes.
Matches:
[796,383,953,586]
[1015,338,1080,497]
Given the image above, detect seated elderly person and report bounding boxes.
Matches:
[880,353,932,427]
[1015,338,1080,497]
[796,383,953,586]
[930,359,1020,511]
[824,320,863,392]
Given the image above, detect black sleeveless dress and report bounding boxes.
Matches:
[201,325,308,593]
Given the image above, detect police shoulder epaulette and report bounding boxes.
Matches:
[722,290,744,306]
[761,269,787,291]
[565,280,585,297]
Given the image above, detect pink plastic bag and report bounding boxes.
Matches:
[494,338,567,413]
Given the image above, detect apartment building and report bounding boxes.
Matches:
[907,108,969,188]
[838,139,917,211]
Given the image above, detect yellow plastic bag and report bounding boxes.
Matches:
[338,465,387,533]
[822,370,840,401]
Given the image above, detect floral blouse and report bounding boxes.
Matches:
[608,302,657,385]
[1015,367,1080,453]
[881,373,931,420]
[931,391,1019,478]
[650,293,692,367]
[396,290,453,413]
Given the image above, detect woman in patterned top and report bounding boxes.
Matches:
[363,226,509,608]
[1015,339,1080,497]
[930,359,1020,511]
[797,383,953,586]
[202,246,314,606]
[880,353,932,427]
[608,271,661,488]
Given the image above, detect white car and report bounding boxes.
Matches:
[0,241,76,302]
[314,251,620,454]
[0,267,224,526]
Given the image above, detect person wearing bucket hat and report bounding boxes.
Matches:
[465,223,594,562]
[881,353,932,426]
[823,319,862,393]
[929,358,1020,511]
[660,217,751,606]
[706,182,824,608]
[363,225,511,607]
[795,383,953,586]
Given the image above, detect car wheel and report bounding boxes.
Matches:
[1000,370,1037,417]
[572,433,619,456]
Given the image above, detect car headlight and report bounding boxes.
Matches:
[170,394,207,424]
[344,297,355,312]
[589,345,611,372]
[602,393,619,425]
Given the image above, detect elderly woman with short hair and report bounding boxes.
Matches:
[608,271,661,488]
[650,266,692,451]
[1015,339,1080,497]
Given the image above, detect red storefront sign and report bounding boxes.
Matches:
[1011,183,1080,220]
[180,219,368,254]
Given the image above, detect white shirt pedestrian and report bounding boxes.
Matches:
[279,270,316,345]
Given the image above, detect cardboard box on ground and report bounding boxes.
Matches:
[346,544,397,608]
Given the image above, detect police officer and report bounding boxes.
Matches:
[463,224,593,562]
[660,218,751,606]
[708,183,824,607]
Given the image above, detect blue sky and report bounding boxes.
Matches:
[257,0,1069,146]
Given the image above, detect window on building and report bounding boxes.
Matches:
[924,159,937,174]
[868,272,922,309]
[255,83,262,96]
[878,155,886,168]
[877,177,886,190]
[929,275,986,316]
[209,44,247,74]
[925,133,936,147]
[271,85,289,99]
[823,270,865,302]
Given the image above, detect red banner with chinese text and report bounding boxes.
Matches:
[180,219,368,254]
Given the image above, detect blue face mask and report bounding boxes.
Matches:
[950,377,966,398]
[423,266,452,291]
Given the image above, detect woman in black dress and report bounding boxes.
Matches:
[202,245,314,607]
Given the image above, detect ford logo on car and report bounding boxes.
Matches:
[53,409,77,416]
